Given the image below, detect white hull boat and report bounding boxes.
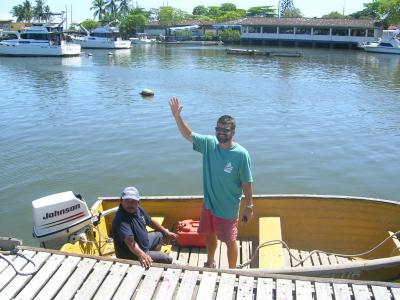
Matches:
[0,24,80,57]
[71,21,131,49]
[362,29,400,55]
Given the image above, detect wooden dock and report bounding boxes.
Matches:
[0,246,399,300]
[227,48,303,57]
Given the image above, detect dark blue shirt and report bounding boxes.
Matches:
[112,204,152,259]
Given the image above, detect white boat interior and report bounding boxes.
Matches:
[71,21,131,49]
[0,23,81,57]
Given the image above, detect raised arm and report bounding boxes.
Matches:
[169,97,193,143]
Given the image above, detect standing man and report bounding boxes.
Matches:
[169,97,254,268]
[112,186,178,268]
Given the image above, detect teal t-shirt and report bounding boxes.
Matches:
[192,132,253,219]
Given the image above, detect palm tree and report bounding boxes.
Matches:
[105,0,119,17]
[22,0,33,22]
[119,0,130,16]
[33,0,46,22]
[91,0,106,21]
[11,5,24,22]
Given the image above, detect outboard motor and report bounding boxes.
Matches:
[32,191,92,249]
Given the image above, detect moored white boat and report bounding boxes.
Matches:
[130,33,156,44]
[32,192,400,281]
[361,29,400,54]
[0,24,81,57]
[71,21,131,49]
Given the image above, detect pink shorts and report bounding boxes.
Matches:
[198,205,238,242]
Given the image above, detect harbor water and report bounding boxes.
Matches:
[1,45,399,245]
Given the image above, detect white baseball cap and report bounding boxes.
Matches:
[121,187,140,201]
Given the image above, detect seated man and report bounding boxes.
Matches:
[112,186,177,268]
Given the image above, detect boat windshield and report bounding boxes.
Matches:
[0,33,19,41]
[91,32,119,39]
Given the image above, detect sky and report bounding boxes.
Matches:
[1,0,371,23]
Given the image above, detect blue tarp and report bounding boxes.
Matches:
[212,24,241,30]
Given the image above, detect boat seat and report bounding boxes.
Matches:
[259,217,286,268]
[146,216,165,232]
[388,231,400,255]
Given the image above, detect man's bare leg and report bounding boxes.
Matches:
[226,240,238,268]
[205,233,217,267]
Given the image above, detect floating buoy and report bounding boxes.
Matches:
[108,52,113,56]
[140,89,154,96]
[87,53,93,56]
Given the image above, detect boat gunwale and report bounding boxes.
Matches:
[95,194,400,206]
[17,245,400,288]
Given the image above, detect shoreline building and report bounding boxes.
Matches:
[232,17,382,49]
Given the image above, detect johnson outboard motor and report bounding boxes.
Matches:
[32,191,92,249]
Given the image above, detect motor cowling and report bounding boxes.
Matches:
[32,191,92,249]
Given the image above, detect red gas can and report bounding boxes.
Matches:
[176,220,206,247]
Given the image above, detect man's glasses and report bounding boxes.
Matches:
[215,127,231,133]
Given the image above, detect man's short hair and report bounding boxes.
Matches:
[217,115,236,130]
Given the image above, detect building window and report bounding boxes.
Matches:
[279,26,294,34]
[262,26,277,34]
[248,26,261,33]
[295,27,311,35]
[367,29,374,37]
[313,28,330,35]
[241,26,247,33]
[331,28,348,36]
[351,29,366,36]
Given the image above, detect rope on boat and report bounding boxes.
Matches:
[237,230,400,269]
[0,248,38,276]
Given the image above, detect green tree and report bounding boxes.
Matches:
[219,29,241,43]
[207,6,223,19]
[81,19,100,30]
[33,0,46,22]
[193,5,207,16]
[119,0,130,16]
[378,0,400,24]
[282,7,303,18]
[217,10,246,22]
[220,3,237,12]
[350,1,380,19]
[22,0,33,22]
[247,6,276,17]
[105,0,119,17]
[11,5,25,22]
[91,0,106,21]
[322,11,348,19]
[158,6,187,27]
[120,13,146,36]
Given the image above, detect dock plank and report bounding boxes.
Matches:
[196,271,218,299]
[169,244,179,261]
[73,260,113,300]
[315,282,332,300]
[92,262,129,300]
[179,247,190,264]
[154,268,182,300]
[0,254,16,273]
[54,258,97,300]
[237,275,254,300]
[0,251,50,300]
[189,247,200,267]
[215,240,221,268]
[371,286,391,300]
[352,284,371,300]
[276,279,293,300]
[333,283,351,300]
[0,250,35,291]
[391,287,400,300]
[256,278,273,300]
[112,265,145,300]
[175,270,199,300]
[198,247,207,267]
[328,254,338,265]
[241,240,250,268]
[319,253,330,266]
[33,255,81,300]
[311,252,321,266]
[300,251,312,267]
[295,280,312,300]
[14,253,64,300]
[135,267,163,300]
[216,273,236,300]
